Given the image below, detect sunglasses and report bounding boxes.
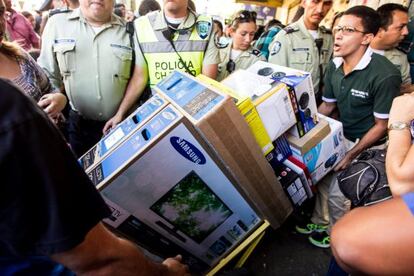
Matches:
[333,25,367,35]
[232,10,257,26]
[226,59,236,73]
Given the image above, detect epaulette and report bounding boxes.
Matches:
[49,8,71,17]
[250,48,262,57]
[319,25,332,34]
[283,25,299,34]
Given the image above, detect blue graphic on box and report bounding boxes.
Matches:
[170,136,207,164]
[156,71,225,120]
[271,72,309,87]
[98,106,179,183]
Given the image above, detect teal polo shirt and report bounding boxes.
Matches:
[322,49,401,141]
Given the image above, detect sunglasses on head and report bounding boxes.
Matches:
[232,10,257,25]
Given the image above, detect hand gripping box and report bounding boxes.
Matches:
[290,115,347,184]
[221,69,297,141]
[87,105,262,274]
[79,94,168,171]
[246,61,318,138]
[196,74,274,155]
[155,71,292,229]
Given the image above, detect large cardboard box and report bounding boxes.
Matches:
[87,105,262,273]
[79,94,168,171]
[290,115,347,184]
[196,75,274,155]
[155,71,292,229]
[246,61,318,138]
[221,69,297,141]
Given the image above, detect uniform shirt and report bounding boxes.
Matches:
[371,47,411,84]
[6,9,39,50]
[217,43,266,81]
[135,10,219,83]
[322,49,401,141]
[268,17,332,95]
[38,8,143,121]
[0,78,111,274]
[254,26,281,59]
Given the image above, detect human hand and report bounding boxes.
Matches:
[389,92,414,124]
[103,113,123,135]
[38,93,67,117]
[162,255,190,276]
[334,151,355,172]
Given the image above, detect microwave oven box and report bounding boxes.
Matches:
[247,61,318,138]
[290,115,347,184]
[87,105,262,273]
[155,71,292,229]
[79,94,168,171]
[221,69,296,141]
[196,74,274,155]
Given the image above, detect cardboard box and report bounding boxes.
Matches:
[155,71,292,229]
[221,69,297,141]
[79,94,168,171]
[274,165,308,207]
[87,105,262,273]
[246,61,318,138]
[290,115,347,184]
[196,74,274,155]
[286,118,331,154]
[283,159,313,198]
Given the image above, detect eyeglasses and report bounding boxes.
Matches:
[226,59,236,73]
[333,25,366,35]
[231,10,257,26]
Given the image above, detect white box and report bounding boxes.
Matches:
[290,115,347,184]
[247,61,318,138]
[87,105,261,273]
[283,159,313,198]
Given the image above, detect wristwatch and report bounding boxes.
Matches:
[388,121,410,131]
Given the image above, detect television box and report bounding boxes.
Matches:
[87,105,262,273]
[283,159,313,198]
[196,74,274,155]
[79,94,168,171]
[290,115,347,184]
[246,61,318,138]
[155,71,292,229]
[274,165,308,207]
[221,69,296,141]
[286,117,331,154]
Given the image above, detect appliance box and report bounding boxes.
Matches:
[283,159,313,198]
[221,69,297,141]
[290,115,347,184]
[155,71,292,229]
[246,61,318,138]
[79,94,168,172]
[197,74,274,155]
[88,105,261,273]
[274,165,308,207]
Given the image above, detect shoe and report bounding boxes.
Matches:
[309,230,330,248]
[295,222,328,234]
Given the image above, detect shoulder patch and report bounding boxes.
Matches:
[196,20,211,39]
[250,48,262,57]
[283,26,299,34]
[270,41,282,56]
[319,25,332,34]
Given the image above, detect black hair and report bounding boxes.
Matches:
[138,0,160,16]
[114,3,125,9]
[264,19,284,32]
[331,11,344,30]
[213,19,223,32]
[343,5,380,35]
[377,3,408,30]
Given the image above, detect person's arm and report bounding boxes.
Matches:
[317,101,336,117]
[268,30,289,67]
[331,195,414,275]
[51,222,189,276]
[334,117,387,171]
[24,15,40,49]
[201,28,219,80]
[201,63,218,80]
[386,93,414,195]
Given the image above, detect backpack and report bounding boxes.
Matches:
[337,149,392,208]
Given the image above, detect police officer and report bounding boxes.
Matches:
[38,0,147,157]
[134,0,219,87]
[268,0,333,102]
[216,10,266,82]
[371,4,410,85]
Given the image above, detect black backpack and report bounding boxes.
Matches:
[337,149,392,208]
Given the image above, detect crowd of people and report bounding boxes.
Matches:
[1,0,414,274]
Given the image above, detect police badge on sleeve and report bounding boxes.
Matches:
[196,21,211,39]
[270,41,281,56]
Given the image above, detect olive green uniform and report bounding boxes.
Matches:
[216,43,266,81]
[268,17,333,95]
[385,48,411,85]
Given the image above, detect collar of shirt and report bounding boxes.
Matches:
[153,10,196,31]
[332,47,373,71]
[68,8,124,27]
[370,47,385,56]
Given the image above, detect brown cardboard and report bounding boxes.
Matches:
[286,118,331,154]
[155,71,293,229]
